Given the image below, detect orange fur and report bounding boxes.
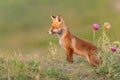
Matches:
[48,15,101,66]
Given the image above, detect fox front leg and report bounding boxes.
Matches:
[66,48,73,63]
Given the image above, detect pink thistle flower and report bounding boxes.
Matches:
[111,47,117,52]
[104,22,111,30]
[93,23,99,31]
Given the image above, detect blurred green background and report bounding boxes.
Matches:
[0,0,120,49]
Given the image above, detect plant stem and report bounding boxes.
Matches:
[93,31,96,44]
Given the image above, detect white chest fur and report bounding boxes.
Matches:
[57,34,65,49]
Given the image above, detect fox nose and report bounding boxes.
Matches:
[48,31,52,34]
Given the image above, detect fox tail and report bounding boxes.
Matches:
[89,55,101,66]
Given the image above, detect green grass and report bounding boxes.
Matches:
[0,48,96,80]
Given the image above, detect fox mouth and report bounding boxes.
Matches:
[48,31,55,34]
[48,29,62,35]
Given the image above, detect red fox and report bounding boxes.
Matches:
[48,15,101,66]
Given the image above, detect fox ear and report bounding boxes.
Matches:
[51,15,56,21]
[56,15,63,22]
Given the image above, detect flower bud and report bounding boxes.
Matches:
[93,24,99,31]
[104,22,111,30]
[111,47,117,52]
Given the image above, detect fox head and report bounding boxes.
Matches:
[48,15,65,34]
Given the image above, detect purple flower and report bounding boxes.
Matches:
[93,23,99,31]
[111,47,117,52]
